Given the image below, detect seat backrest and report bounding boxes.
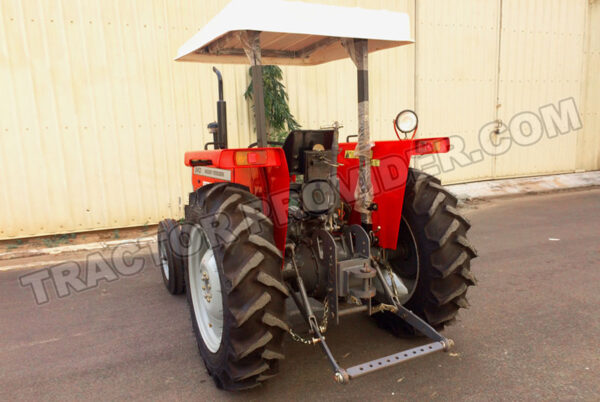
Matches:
[282,130,335,175]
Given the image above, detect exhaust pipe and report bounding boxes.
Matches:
[212,67,228,149]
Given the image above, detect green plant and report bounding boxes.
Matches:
[41,234,75,248]
[244,65,300,143]
[6,239,23,250]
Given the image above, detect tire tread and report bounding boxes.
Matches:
[374,168,477,336]
[184,184,287,390]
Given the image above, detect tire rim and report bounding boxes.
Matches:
[386,217,420,305]
[159,241,170,281]
[188,225,223,353]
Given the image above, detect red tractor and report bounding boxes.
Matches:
[157,0,476,390]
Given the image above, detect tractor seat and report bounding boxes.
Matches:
[282,130,335,175]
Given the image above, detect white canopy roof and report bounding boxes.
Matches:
[175,0,413,65]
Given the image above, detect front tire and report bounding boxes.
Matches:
[373,168,477,336]
[184,183,288,390]
[157,219,185,295]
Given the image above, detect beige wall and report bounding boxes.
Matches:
[579,0,600,171]
[414,0,500,183]
[0,0,598,239]
[494,0,586,178]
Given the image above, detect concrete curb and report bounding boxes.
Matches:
[0,236,155,263]
[1,171,598,262]
[0,247,157,272]
[447,171,600,201]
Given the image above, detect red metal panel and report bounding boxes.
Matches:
[184,138,448,254]
[185,148,289,254]
[337,138,449,249]
[185,147,283,168]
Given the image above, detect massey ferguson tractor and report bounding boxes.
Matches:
[157,0,476,390]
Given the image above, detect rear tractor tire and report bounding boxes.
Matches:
[184,183,288,390]
[373,168,477,336]
[157,219,186,295]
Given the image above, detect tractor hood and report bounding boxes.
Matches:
[175,0,413,65]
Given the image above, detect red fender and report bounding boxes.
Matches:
[337,138,449,249]
[185,148,290,253]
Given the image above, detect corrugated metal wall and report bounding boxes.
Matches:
[494,0,586,178]
[413,0,598,183]
[413,0,500,183]
[1,0,598,239]
[579,0,600,171]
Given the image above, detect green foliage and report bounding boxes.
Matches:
[5,239,23,250]
[42,233,75,248]
[244,65,300,143]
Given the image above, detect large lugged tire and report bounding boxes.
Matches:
[373,168,477,336]
[184,183,288,390]
[157,219,186,295]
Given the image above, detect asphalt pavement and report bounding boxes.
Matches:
[1,189,599,401]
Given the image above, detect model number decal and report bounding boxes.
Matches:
[193,166,232,181]
[344,150,375,158]
[343,150,379,166]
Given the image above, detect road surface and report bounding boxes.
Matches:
[1,189,599,401]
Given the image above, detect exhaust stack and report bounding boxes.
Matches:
[212,67,228,149]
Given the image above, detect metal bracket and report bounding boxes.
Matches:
[343,224,370,257]
[313,229,339,325]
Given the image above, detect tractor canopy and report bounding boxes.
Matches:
[175,0,413,65]
[176,0,415,227]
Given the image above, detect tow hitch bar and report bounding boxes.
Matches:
[334,298,453,383]
[287,257,454,385]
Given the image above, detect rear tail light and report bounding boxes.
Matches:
[234,150,268,166]
[413,138,450,155]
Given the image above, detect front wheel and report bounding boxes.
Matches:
[373,168,477,336]
[184,183,288,390]
[157,219,185,295]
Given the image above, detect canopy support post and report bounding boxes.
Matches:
[240,30,268,148]
[343,38,373,226]
[251,65,267,147]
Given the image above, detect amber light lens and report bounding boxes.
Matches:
[234,151,268,166]
[414,138,450,154]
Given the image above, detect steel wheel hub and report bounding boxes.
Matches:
[188,225,223,353]
[385,217,420,304]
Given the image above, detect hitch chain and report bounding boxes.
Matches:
[288,299,330,345]
[369,257,401,314]
[371,303,397,315]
